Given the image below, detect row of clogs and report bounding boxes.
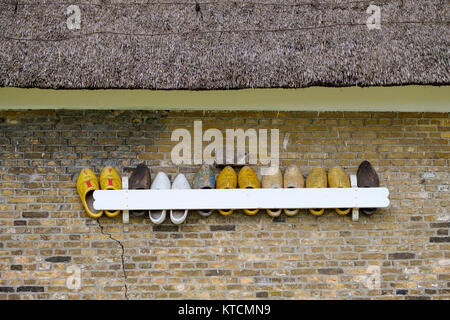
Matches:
[206,161,379,217]
[76,163,262,222]
[130,164,263,223]
[77,160,379,222]
[258,165,356,216]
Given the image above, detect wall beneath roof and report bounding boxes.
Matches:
[0,110,448,299]
[1,86,450,111]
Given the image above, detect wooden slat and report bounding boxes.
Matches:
[93,187,389,211]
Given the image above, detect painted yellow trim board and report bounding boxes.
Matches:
[0,86,449,112]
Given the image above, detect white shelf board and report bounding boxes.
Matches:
[93,187,389,211]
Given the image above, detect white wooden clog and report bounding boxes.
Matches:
[149,172,170,224]
[170,174,190,224]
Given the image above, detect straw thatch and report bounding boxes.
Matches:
[0,1,448,89]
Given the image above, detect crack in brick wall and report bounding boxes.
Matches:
[96,218,128,300]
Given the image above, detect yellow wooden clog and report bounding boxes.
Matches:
[238,166,260,215]
[262,167,283,217]
[77,168,102,218]
[328,166,351,215]
[100,166,122,217]
[283,165,304,216]
[216,166,237,215]
[306,167,327,216]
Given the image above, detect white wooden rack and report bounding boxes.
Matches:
[93,174,389,224]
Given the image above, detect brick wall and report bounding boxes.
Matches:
[0,110,448,300]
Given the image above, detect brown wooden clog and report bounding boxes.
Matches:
[129,163,151,216]
[357,160,380,215]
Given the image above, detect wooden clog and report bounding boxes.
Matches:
[170,174,190,224]
[327,166,351,215]
[193,164,215,217]
[357,160,380,215]
[129,163,151,217]
[283,165,304,216]
[262,167,283,217]
[99,166,122,217]
[77,168,102,218]
[216,166,237,215]
[149,172,170,224]
[306,167,327,216]
[238,166,261,215]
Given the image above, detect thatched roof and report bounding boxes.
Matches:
[0,1,448,89]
